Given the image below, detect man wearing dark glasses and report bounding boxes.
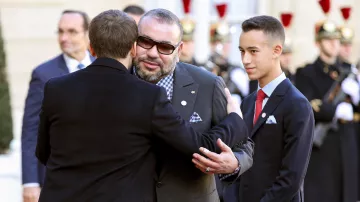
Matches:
[133,9,254,202]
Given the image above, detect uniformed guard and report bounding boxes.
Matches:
[207,2,231,76]
[338,6,360,201]
[179,0,199,66]
[338,6,359,120]
[295,1,358,201]
[338,7,355,68]
[207,2,250,103]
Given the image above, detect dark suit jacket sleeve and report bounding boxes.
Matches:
[295,69,336,123]
[212,76,253,177]
[260,99,314,202]
[211,76,227,125]
[35,80,52,166]
[21,69,44,184]
[236,99,255,176]
[151,87,247,156]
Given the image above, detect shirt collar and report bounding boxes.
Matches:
[156,72,174,85]
[258,72,286,97]
[63,51,92,69]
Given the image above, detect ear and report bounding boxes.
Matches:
[315,41,321,49]
[89,44,96,57]
[273,44,282,58]
[177,42,183,62]
[130,42,137,58]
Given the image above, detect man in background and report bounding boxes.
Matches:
[123,4,145,24]
[21,10,94,202]
[280,42,295,82]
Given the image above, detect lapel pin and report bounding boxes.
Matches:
[191,91,195,94]
[262,113,266,118]
[181,101,187,106]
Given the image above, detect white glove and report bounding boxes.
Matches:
[230,68,249,96]
[341,77,360,105]
[231,94,242,106]
[335,102,353,121]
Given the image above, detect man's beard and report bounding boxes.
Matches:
[135,65,163,82]
[134,55,178,83]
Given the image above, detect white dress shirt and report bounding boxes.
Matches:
[63,51,92,73]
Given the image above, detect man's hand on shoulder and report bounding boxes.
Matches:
[225,88,243,118]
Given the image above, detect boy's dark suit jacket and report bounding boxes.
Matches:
[238,79,314,202]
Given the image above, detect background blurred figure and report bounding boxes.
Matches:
[338,6,360,201]
[208,20,250,105]
[279,12,295,82]
[179,17,199,66]
[207,21,231,76]
[21,10,94,202]
[179,0,199,66]
[296,18,358,202]
[123,4,145,24]
[338,28,353,66]
[279,48,294,81]
[338,7,355,71]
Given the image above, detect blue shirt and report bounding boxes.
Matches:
[257,72,287,109]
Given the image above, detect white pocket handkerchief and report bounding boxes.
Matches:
[189,112,202,123]
[265,115,277,124]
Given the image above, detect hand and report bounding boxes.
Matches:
[192,139,239,174]
[225,88,243,118]
[335,102,353,121]
[23,186,41,202]
[341,77,360,104]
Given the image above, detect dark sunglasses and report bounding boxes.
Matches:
[136,35,181,55]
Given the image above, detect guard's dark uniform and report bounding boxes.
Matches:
[339,11,360,200]
[295,20,358,202]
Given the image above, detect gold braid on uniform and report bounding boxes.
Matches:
[310,99,322,112]
[354,112,360,122]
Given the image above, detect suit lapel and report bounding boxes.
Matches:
[172,64,199,120]
[251,79,291,137]
[58,53,96,75]
[57,54,70,75]
[244,93,256,132]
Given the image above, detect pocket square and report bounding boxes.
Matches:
[265,115,277,124]
[189,112,202,123]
